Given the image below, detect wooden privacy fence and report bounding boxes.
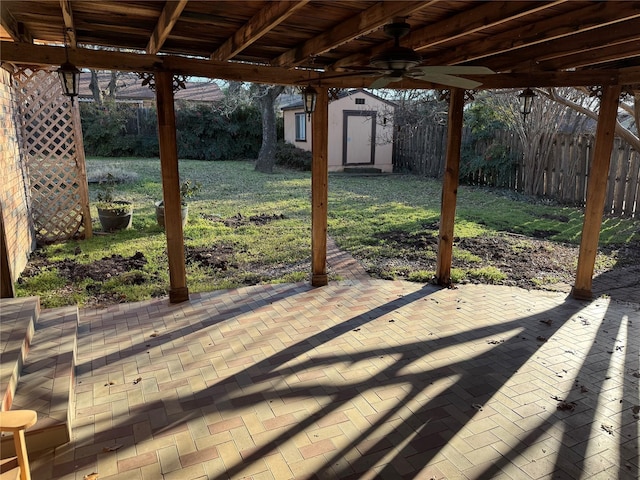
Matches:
[12,67,92,243]
[393,124,640,218]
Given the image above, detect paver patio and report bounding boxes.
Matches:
[27,271,639,479]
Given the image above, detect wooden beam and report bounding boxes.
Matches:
[512,35,640,73]
[428,3,640,69]
[2,41,639,90]
[146,0,189,54]
[155,69,189,303]
[0,4,32,43]
[330,1,563,71]
[210,1,309,61]
[435,88,465,286]
[572,85,622,300]
[59,0,76,47]
[311,88,329,287]
[272,1,431,68]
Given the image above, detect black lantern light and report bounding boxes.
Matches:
[57,29,80,104]
[518,88,536,119]
[58,61,80,104]
[302,85,317,120]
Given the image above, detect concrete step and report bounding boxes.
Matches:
[0,297,39,412]
[0,305,77,457]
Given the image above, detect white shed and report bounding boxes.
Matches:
[282,89,396,173]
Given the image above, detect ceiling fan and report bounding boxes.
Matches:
[327,20,494,89]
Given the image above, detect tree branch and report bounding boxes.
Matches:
[541,88,640,151]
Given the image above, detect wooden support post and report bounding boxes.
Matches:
[436,88,465,286]
[155,70,189,303]
[572,85,621,300]
[311,88,329,287]
[72,101,92,239]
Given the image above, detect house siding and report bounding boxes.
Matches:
[0,67,35,294]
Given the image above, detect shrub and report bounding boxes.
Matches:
[175,103,262,160]
[80,102,261,160]
[275,141,312,171]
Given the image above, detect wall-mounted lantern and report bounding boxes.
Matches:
[518,88,536,119]
[302,85,317,120]
[57,29,80,104]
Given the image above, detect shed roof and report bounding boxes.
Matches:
[281,89,396,110]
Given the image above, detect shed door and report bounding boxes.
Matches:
[343,111,376,165]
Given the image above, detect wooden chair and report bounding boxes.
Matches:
[0,410,37,480]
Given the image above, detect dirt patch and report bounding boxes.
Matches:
[202,212,286,228]
[367,229,605,289]
[21,252,147,282]
[185,245,237,271]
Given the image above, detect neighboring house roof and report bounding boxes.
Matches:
[281,89,396,111]
[78,72,224,103]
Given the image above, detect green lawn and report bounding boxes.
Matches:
[15,158,640,308]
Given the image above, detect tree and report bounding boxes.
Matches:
[87,70,123,104]
[253,84,284,173]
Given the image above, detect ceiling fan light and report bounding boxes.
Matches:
[370,47,421,71]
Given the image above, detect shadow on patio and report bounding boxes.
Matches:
[33,280,639,479]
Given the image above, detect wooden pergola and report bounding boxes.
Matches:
[1,1,639,302]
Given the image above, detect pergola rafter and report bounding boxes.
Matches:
[330,0,565,71]
[210,0,310,62]
[272,1,432,68]
[146,0,189,55]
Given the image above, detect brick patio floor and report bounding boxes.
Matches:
[28,244,639,479]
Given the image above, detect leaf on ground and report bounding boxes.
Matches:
[601,424,614,435]
[133,377,142,384]
[540,319,553,326]
[83,473,99,480]
[487,339,504,345]
[150,332,158,337]
[102,444,123,452]
[536,336,547,342]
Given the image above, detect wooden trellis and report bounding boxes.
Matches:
[12,67,92,243]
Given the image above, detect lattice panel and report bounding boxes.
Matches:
[13,67,87,243]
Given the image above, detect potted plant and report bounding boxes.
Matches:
[95,173,133,232]
[155,179,201,228]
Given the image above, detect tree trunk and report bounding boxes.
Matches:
[255,85,284,173]
[106,71,118,100]
[88,70,102,105]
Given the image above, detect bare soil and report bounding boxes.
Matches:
[19,213,640,306]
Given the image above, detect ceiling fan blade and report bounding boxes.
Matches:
[416,66,495,75]
[415,73,483,89]
[369,76,395,89]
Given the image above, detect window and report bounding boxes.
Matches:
[295,113,306,141]
[355,98,365,105]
